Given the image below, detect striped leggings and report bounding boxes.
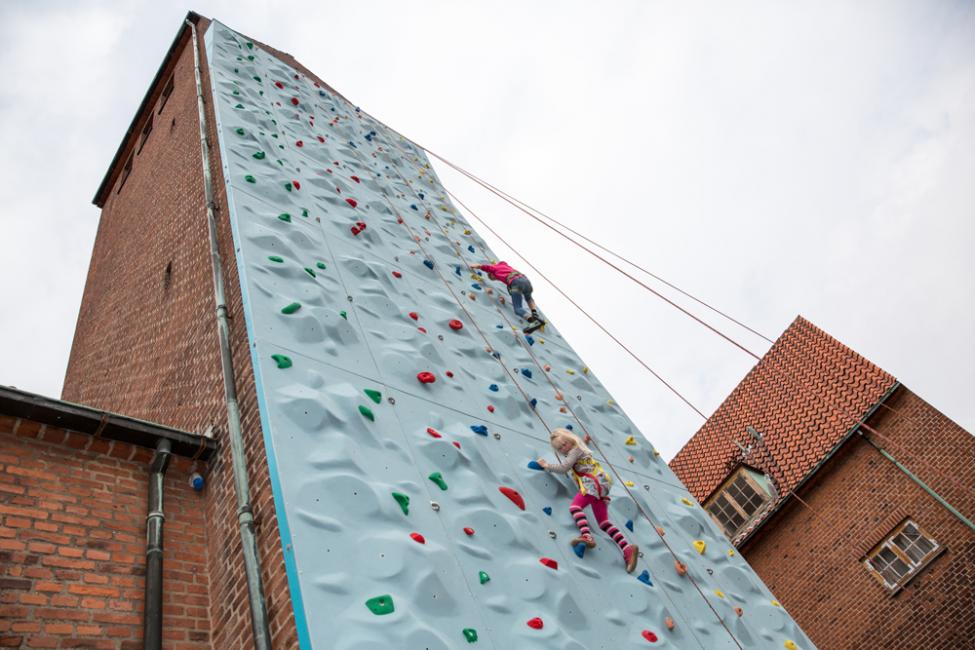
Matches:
[569,492,630,553]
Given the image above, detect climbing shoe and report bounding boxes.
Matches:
[523,318,546,334]
[570,535,596,549]
[624,544,639,573]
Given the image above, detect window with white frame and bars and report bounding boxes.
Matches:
[864,519,941,591]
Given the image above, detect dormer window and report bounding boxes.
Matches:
[705,467,774,538]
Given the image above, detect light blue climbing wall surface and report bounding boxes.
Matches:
[204,19,815,650]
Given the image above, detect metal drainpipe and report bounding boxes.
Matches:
[144,438,171,650]
[185,18,273,649]
[860,432,975,534]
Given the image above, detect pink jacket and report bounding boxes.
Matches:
[479,262,521,285]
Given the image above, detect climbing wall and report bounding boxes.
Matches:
[204,20,815,650]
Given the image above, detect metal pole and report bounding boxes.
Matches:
[144,438,171,650]
[185,18,273,649]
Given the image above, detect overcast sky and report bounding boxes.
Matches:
[1,1,972,459]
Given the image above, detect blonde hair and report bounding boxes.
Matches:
[550,427,591,456]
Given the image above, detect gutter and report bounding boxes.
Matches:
[737,380,902,549]
[143,438,172,650]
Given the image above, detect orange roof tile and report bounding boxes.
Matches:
[669,316,896,540]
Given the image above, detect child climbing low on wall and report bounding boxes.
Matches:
[537,428,639,573]
[471,261,546,334]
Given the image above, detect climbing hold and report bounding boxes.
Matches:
[470,425,488,436]
[771,600,781,607]
[253,151,266,160]
[410,532,426,544]
[364,389,382,404]
[280,302,301,314]
[358,405,375,422]
[364,594,394,616]
[463,527,475,536]
[729,549,736,557]
[641,630,658,643]
[339,310,347,320]
[303,267,316,278]
[525,335,534,346]
[278,213,292,223]
[543,364,551,372]
[637,570,653,586]
[351,175,360,183]
[423,259,435,270]
[478,571,490,585]
[680,498,695,507]
[451,442,461,450]
[539,558,558,570]
[408,312,419,321]
[462,628,478,643]
[467,245,475,253]
[624,481,635,487]
[693,540,706,554]
[542,506,552,516]
[315,261,326,271]
[521,368,533,379]
[625,520,634,532]
[664,617,675,631]
[244,175,256,183]
[486,405,495,413]
[713,590,725,599]
[295,140,303,147]
[267,255,284,263]
[526,618,543,630]
[527,460,543,471]
[416,371,436,384]
[734,607,743,617]
[573,542,586,559]
[235,128,246,135]
[784,642,797,650]
[257,353,287,374]
[674,560,687,576]
[392,271,402,278]
[344,198,358,208]
[529,398,538,410]
[445,370,454,377]
[449,319,464,330]
[426,427,442,439]
[392,492,410,515]
[428,472,448,491]
[499,486,525,510]
[290,97,299,105]
[656,526,666,536]
[624,436,637,446]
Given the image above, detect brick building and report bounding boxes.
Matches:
[670,316,975,649]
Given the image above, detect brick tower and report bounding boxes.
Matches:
[63,12,814,649]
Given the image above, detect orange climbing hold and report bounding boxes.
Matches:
[674,560,687,576]
[499,486,525,510]
[664,617,675,631]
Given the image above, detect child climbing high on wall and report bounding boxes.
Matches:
[537,428,639,573]
[471,261,546,334]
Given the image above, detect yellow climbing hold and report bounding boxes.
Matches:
[728,549,736,557]
[566,369,576,375]
[680,498,695,507]
[624,481,635,487]
[653,448,661,457]
[582,366,589,374]
[693,540,706,554]
[607,399,615,406]
[784,641,797,650]
[771,600,781,607]
[714,589,725,599]
[624,436,636,446]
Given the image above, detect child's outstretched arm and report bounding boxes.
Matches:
[537,447,584,474]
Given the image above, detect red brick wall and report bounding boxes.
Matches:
[61,18,297,649]
[0,417,208,649]
[741,387,975,649]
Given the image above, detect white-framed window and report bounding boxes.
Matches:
[864,519,941,591]
[705,467,773,538]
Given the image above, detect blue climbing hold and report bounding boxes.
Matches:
[525,335,535,346]
[418,192,425,199]
[521,369,532,379]
[637,570,653,586]
[411,204,419,211]
[529,398,538,410]
[489,384,499,392]
[471,283,482,290]
[573,543,587,559]
[423,260,434,270]
[527,460,543,471]
[565,424,574,430]
[625,519,634,532]
[491,351,501,359]
[495,324,503,329]
[467,245,475,253]
[470,425,488,436]
[454,266,462,277]
[542,506,553,516]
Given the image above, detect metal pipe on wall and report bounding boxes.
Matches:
[185,18,273,649]
[144,438,171,650]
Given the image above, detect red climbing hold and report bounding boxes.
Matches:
[463,527,475,536]
[292,180,301,190]
[396,216,404,224]
[448,319,463,330]
[345,198,358,208]
[296,140,304,147]
[410,532,426,544]
[539,558,558,570]
[487,405,495,413]
[445,371,454,378]
[408,312,419,321]
[351,175,361,183]
[499,486,525,510]
[452,441,461,449]
[417,327,427,334]
[392,271,402,278]
[417,372,436,384]
[317,135,325,143]
[641,630,658,643]
[290,97,299,105]
[426,427,442,439]
[275,81,284,89]
[351,225,363,236]
[526,618,543,630]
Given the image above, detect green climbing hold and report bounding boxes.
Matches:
[244,174,256,183]
[284,182,293,192]
[278,213,291,223]
[234,103,245,109]
[392,492,410,515]
[235,128,245,136]
[339,310,348,320]
[281,302,301,314]
[252,75,261,82]
[270,354,292,369]
[267,255,284,263]
[428,472,448,491]
[478,571,490,585]
[303,267,316,278]
[462,628,478,644]
[365,595,394,616]
[246,42,254,49]
[247,54,255,61]
[253,151,266,160]
[302,208,309,218]
[364,389,382,404]
[316,262,326,270]
[358,405,375,422]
